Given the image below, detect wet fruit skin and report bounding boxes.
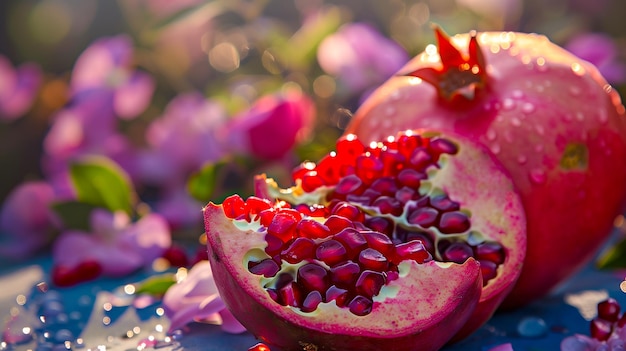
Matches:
[345,28,626,308]
[204,130,526,349]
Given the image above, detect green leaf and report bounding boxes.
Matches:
[69,156,136,215]
[596,238,626,269]
[50,201,100,231]
[187,159,230,203]
[134,274,177,296]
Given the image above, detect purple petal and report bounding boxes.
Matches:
[218,309,247,334]
[117,213,171,266]
[71,36,134,92]
[114,71,155,119]
[486,343,514,351]
[0,62,41,120]
[154,190,204,230]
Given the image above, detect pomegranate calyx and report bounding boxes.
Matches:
[405,25,487,103]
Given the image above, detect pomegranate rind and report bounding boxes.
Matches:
[204,203,482,351]
[346,31,626,309]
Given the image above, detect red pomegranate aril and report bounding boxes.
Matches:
[264,233,284,257]
[590,318,613,341]
[348,295,373,316]
[330,261,361,287]
[439,211,471,234]
[361,231,395,257]
[442,242,474,264]
[324,215,355,235]
[336,134,366,161]
[359,248,389,272]
[598,298,621,322]
[281,237,317,263]
[395,186,417,204]
[222,194,246,219]
[408,147,433,171]
[249,258,281,277]
[429,194,460,212]
[618,314,626,329]
[397,168,426,189]
[294,203,328,217]
[356,155,384,182]
[397,133,423,158]
[326,285,350,307]
[315,154,341,184]
[248,343,271,351]
[301,290,324,313]
[429,137,459,156]
[381,149,406,176]
[364,217,394,236]
[301,171,326,192]
[407,207,439,228]
[334,228,368,259]
[394,240,432,264]
[291,161,316,181]
[355,270,386,298]
[334,174,364,197]
[474,242,505,265]
[278,281,303,307]
[370,177,399,196]
[268,211,299,242]
[478,260,498,285]
[296,219,331,239]
[246,196,273,217]
[258,208,277,227]
[372,196,404,216]
[402,230,435,254]
[333,202,365,223]
[298,263,330,293]
[316,239,348,266]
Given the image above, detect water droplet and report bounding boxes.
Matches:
[486,129,497,141]
[517,155,528,164]
[512,90,524,99]
[390,90,402,101]
[502,99,515,111]
[598,110,608,124]
[536,85,545,93]
[535,144,544,153]
[529,169,547,185]
[535,125,545,136]
[490,143,501,155]
[517,316,548,338]
[569,86,581,96]
[576,112,585,121]
[511,117,521,127]
[385,106,396,116]
[521,103,535,114]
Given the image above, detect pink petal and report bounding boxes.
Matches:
[118,213,171,266]
[0,62,41,120]
[218,309,247,334]
[114,71,155,119]
[486,343,514,351]
[71,36,133,92]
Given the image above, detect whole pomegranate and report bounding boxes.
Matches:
[346,27,626,308]
[204,130,526,350]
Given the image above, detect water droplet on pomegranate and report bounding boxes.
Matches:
[512,89,524,99]
[576,112,585,121]
[535,125,545,136]
[502,99,515,111]
[385,106,396,116]
[390,90,402,101]
[510,117,521,127]
[517,316,547,338]
[534,144,544,153]
[517,155,527,164]
[490,143,501,155]
[598,110,608,124]
[486,129,497,141]
[529,169,547,185]
[569,86,581,96]
[521,103,535,114]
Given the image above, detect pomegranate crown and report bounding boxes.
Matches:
[405,25,487,102]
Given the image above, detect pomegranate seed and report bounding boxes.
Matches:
[397,168,426,189]
[380,149,406,176]
[439,211,471,234]
[248,343,271,351]
[429,137,458,156]
[334,228,368,259]
[296,219,331,239]
[403,231,435,254]
[297,263,330,293]
[324,215,355,235]
[598,298,621,322]
[264,233,284,256]
[408,147,433,171]
[345,194,373,206]
[397,133,423,158]
[370,177,399,196]
[278,281,303,307]
[316,154,341,184]
[315,239,348,266]
[292,161,316,182]
[222,194,246,219]
[294,203,328,217]
[618,314,626,328]
[329,261,361,287]
[372,196,403,216]
[429,194,460,212]
[267,211,299,242]
[301,290,324,313]
[442,242,473,263]
[267,288,280,304]
[162,245,189,267]
[364,217,394,236]
[358,248,389,272]
[348,295,373,316]
[474,242,505,265]
[590,318,613,341]
[332,202,365,223]
[361,231,395,257]
[395,186,417,204]
[334,174,364,197]
[355,270,386,298]
[355,155,384,183]
[248,258,280,277]
[394,240,432,264]
[281,237,317,263]
[245,196,273,217]
[479,260,498,285]
[258,208,277,227]
[301,171,326,192]
[336,134,366,161]
[326,285,350,307]
[407,207,439,228]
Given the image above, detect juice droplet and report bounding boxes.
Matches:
[522,103,535,114]
[486,129,497,141]
[517,155,528,164]
[490,143,501,155]
[598,110,608,124]
[511,117,521,127]
[529,169,547,185]
[503,99,515,111]
[512,90,524,99]
[569,86,581,96]
[385,106,396,116]
[576,112,585,121]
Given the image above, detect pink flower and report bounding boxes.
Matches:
[71,35,155,120]
[317,23,408,93]
[52,209,171,276]
[162,260,246,334]
[223,91,315,160]
[0,181,58,260]
[0,55,41,121]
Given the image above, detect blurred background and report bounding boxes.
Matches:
[1,0,626,260]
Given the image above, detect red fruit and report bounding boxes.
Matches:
[51,260,102,287]
[346,26,626,308]
[204,130,525,349]
[162,245,189,267]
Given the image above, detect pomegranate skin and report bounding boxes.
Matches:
[346,30,626,308]
[204,203,482,351]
